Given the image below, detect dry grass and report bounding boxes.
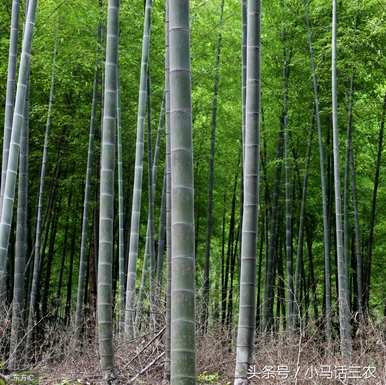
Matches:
[1,312,386,385]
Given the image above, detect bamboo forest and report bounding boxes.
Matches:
[0,0,386,384]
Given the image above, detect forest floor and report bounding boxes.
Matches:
[2,321,386,385]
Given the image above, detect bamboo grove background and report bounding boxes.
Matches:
[0,0,385,383]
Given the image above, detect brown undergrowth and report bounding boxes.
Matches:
[1,317,386,385]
